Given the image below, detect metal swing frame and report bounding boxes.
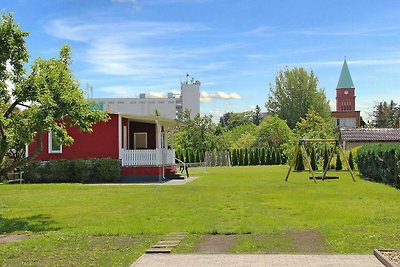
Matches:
[285,139,356,183]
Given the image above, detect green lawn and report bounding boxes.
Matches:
[0,166,399,265]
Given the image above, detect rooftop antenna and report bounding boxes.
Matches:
[186,73,189,84]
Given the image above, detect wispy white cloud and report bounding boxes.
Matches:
[200,90,241,103]
[148,91,167,98]
[284,58,400,67]
[288,26,400,37]
[98,86,135,97]
[44,18,237,82]
[247,26,276,37]
[245,54,271,60]
[248,24,400,40]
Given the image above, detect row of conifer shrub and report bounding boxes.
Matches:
[24,158,120,183]
[294,147,355,171]
[230,147,286,166]
[175,147,286,165]
[356,144,400,188]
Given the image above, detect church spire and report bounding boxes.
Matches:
[336,58,355,89]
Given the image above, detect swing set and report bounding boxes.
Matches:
[285,138,356,183]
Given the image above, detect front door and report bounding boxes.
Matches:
[134,132,147,149]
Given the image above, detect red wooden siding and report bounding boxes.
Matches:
[29,114,120,160]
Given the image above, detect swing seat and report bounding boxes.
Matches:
[309,176,339,180]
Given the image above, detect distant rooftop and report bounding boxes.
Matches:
[337,58,355,89]
[341,128,400,141]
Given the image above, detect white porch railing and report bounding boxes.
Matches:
[121,149,175,166]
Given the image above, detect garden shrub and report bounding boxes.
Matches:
[295,150,305,171]
[24,158,120,184]
[348,151,355,170]
[335,154,343,170]
[356,144,400,188]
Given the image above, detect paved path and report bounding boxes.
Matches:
[131,254,383,267]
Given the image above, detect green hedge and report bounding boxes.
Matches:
[356,144,400,188]
[24,158,120,183]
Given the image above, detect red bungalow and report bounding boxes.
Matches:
[27,113,181,182]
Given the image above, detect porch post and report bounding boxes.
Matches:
[118,114,122,160]
[164,127,169,150]
[155,120,161,149]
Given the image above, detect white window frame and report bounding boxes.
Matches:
[134,132,147,149]
[48,131,62,154]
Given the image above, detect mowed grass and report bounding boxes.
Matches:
[0,166,399,265]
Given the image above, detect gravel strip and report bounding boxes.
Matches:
[382,251,400,266]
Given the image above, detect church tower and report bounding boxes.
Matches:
[336,58,356,111]
[331,58,361,128]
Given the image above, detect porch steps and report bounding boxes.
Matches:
[165,166,185,180]
[146,232,188,254]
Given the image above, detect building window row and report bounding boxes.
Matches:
[341,101,352,111]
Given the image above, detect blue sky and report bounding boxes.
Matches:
[3,0,400,121]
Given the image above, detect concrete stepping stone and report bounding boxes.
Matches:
[145,247,172,254]
[156,241,180,246]
[146,232,188,253]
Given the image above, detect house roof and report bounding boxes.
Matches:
[337,59,355,89]
[340,128,400,141]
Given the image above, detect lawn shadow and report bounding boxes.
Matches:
[0,214,61,233]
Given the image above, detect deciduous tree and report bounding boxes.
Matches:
[0,13,107,176]
[266,67,331,129]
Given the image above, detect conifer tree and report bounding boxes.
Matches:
[244,148,249,166]
[255,148,260,165]
[271,148,276,165]
[232,150,237,166]
[185,149,190,163]
[335,153,343,170]
[260,147,266,165]
[348,151,355,170]
[323,147,329,170]
[239,149,244,166]
[275,149,281,165]
[310,147,318,171]
[295,150,305,171]
[266,148,271,165]
[249,149,254,165]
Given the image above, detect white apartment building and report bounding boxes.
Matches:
[91,79,200,119]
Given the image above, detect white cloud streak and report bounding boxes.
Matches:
[200,91,241,103]
[44,18,237,81]
[284,59,400,68]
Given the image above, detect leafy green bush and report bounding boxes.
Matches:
[356,144,400,188]
[24,158,120,184]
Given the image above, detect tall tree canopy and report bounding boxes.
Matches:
[266,67,331,129]
[0,13,108,176]
[174,110,219,151]
[372,100,399,128]
[256,115,292,149]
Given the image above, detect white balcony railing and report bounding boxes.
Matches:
[121,149,175,166]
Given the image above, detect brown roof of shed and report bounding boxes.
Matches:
[340,128,400,141]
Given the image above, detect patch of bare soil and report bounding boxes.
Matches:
[286,230,326,253]
[196,234,237,254]
[0,234,31,244]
